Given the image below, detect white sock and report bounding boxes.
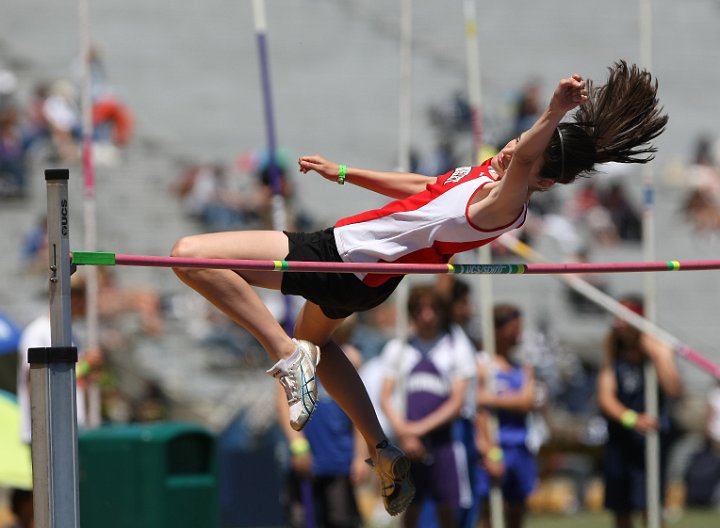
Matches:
[285,347,301,365]
[267,347,301,376]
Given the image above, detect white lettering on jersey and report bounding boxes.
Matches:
[444,166,472,185]
[406,372,449,396]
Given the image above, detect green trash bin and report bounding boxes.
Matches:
[79,422,219,528]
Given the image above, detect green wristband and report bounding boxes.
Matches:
[487,446,504,463]
[621,409,638,429]
[290,437,310,456]
[337,164,347,185]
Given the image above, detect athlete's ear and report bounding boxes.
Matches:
[537,178,555,191]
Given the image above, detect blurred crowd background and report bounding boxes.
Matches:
[2,1,720,527]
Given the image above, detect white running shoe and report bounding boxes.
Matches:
[368,442,415,516]
[266,338,321,431]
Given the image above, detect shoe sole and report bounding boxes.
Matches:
[391,453,410,478]
[384,454,414,516]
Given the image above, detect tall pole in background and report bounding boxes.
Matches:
[252,0,288,235]
[463,2,504,527]
[78,0,101,427]
[252,1,314,525]
[639,1,661,527]
[463,0,483,165]
[394,0,414,348]
[397,0,413,175]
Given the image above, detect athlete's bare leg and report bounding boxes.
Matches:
[293,301,388,458]
[172,230,389,452]
[171,230,297,361]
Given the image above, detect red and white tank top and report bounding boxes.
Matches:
[334,159,527,286]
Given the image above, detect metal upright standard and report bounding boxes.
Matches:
[29,169,80,528]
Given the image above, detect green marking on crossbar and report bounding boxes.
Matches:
[72,251,117,266]
[273,260,289,271]
[454,264,526,274]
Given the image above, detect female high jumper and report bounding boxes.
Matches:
[171,60,667,516]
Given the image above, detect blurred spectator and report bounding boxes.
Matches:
[18,48,133,168]
[567,181,619,246]
[351,303,395,361]
[511,78,543,140]
[600,182,642,242]
[0,68,19,110]
[22,81,53,148]
[475,304,538,528]
[682,135,720,232]
[276,323,367,528]
[173,149,313,233]
[426,91,473,136]
[527,210,583,258]
[41,80,81,163]
[687,135,720,193]
[19,214,48,274]
[420,91,473,177]
[447,277,481,349]
[239,147,314,231]
[97,267,164,337]
[92,94,134,150]
[563,175,642,246]
[0,105,31,198]
[493,77,544,153]
[707,381,720,452]
[172,162,250,231]
[596,295,682,528]
[72,43,134,164]
[683,380,720,508]
[682,189,720,232]
[379,283,475,527]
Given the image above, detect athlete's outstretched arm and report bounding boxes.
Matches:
[510,75,587,172]
[298,154,436,200]
[485,75,588,219]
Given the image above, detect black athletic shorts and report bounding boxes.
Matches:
[281,228,403,319]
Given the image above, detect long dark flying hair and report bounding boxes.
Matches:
[540,60,669,184]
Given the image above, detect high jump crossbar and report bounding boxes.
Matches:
[72,251,720,275]
[72,250,720,380]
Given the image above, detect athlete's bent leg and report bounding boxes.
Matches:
[171,230,294,360]
[172,230,320,429]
